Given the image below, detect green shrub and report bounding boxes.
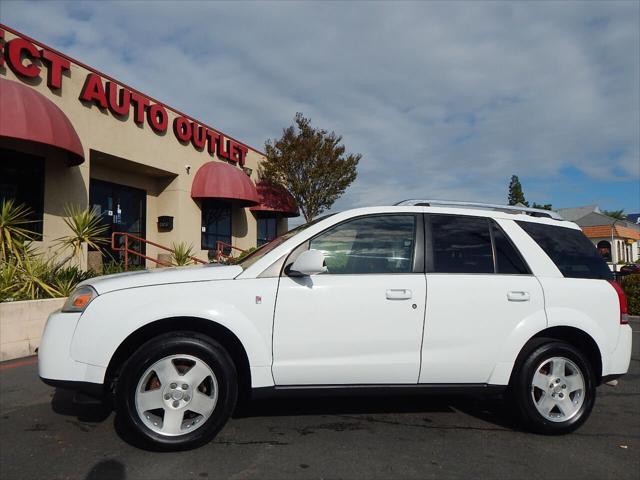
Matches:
[102,261,145,275]
[621,274,640,316]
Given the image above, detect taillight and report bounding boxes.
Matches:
[609,280,629,325]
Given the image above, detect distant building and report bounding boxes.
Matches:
[558,207,639,269]
[557,205,602,222]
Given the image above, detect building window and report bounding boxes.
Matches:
[201,200,231,250]
[0,149,45,239]
[617,241,622,263]
[596,240,612,262]
[257,215,278,246]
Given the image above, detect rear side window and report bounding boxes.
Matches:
[493,224,530,274]
[431,215,494,273]
[429,215,531,275]
[516,221,613,280]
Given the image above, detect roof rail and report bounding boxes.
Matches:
[394,199,564,220]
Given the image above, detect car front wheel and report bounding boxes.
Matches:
[116,332,237,450]
[511,340,595,434]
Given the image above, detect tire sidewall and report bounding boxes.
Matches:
[514,341,596,434]
[117,333,237,450]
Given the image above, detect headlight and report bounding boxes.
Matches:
[62,286,98,313]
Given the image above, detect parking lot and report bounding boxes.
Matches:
[1,319,638,480]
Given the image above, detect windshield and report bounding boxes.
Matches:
[237,214,334,269]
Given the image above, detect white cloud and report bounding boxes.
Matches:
[2,0,638,212]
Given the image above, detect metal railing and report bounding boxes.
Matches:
[214,240,247,264]
[111,232,208,271]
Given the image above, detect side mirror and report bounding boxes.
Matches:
[289,249,327,276]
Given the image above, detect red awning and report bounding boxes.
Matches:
[250,181,299,217]
[191,161,260,206]
[0,78,84,165]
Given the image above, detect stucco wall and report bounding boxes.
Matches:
[1,27,284,268]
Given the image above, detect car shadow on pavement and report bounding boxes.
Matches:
[234,393,522,432]
[51,388,112,423]
[49,389,522,451]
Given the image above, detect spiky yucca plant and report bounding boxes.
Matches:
[0,199,38,263]
[49,266,93,297]
[171,242,196,266]
[57,204,109,269]
[12,255,61,300]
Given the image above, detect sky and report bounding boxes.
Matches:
[2,0,639,218]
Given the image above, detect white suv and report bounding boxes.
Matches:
[38,200,632,449]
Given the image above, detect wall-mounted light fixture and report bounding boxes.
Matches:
[185,164,191,174]
[242,166,253,177]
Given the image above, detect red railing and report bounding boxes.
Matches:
[214,240,247,263]
[111,232,208,271]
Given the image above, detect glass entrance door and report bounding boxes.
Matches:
[90,179,146,266]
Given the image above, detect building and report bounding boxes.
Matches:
[0,25,298,269]
[558,206,639,268]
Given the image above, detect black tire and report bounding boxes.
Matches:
[115,331,238,450]
[510,340,595,435]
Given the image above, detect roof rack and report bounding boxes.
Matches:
[394,199,564,220]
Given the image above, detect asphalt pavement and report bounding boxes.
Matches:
[1,320,638,480]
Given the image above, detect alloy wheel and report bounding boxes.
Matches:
[134,354,218,436]
[530,356,585,422]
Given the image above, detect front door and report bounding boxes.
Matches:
[272,214,426,385]
[90,179,146,266]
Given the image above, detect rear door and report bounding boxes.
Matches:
[419,214,546,384]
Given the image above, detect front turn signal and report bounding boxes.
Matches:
[62,286,98,313]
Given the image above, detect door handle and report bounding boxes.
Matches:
[386,289,412,300]
[507,291,530,302]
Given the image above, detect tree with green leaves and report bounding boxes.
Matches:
[602,209,626,220]
[508,175,529,206]
[260,113,361,222]
[507,175,553,210]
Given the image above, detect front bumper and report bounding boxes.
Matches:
[38,309,106,396]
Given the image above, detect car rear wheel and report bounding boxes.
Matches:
[511,341,595,434]
[116,332,237,450]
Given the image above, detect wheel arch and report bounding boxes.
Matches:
[509,326,603,386]
[104,316,252,402]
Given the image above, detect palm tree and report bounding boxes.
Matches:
[603,209,626,220]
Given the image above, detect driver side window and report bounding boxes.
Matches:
[309,215,416,274]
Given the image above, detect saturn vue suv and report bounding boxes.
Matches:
[38,200,632,449]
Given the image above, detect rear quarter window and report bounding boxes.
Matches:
[516,221,613,280]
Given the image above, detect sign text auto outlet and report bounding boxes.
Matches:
[0,29,248,166]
